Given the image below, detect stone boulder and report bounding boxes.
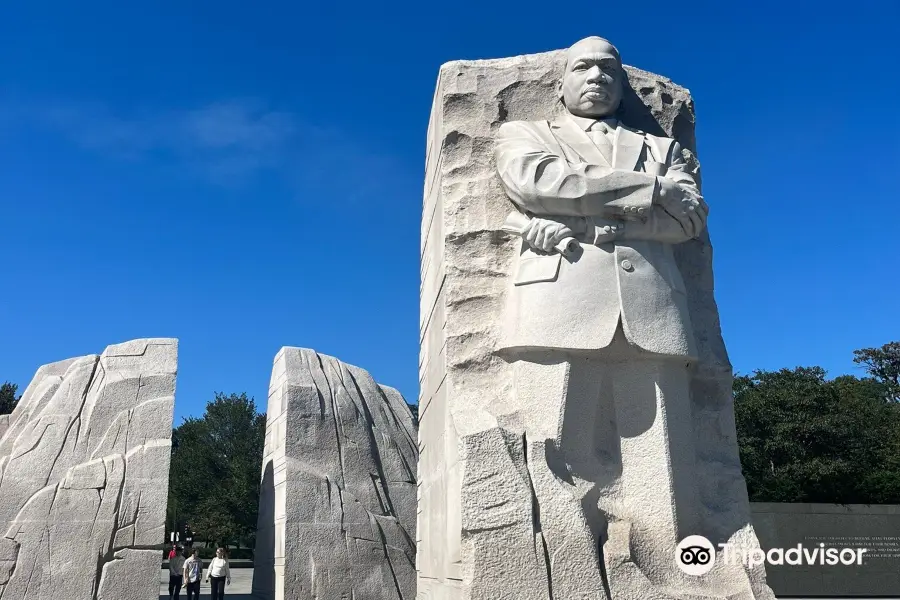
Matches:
[252,347,417,600]
[0,339,177,600]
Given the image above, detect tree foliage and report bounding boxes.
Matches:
[167,392,266,548]
[734,341,900,504]
[0,382,20,415]
[157,339,900,550]
[853,341,900,401]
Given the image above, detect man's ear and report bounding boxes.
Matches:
[556,78,564,101]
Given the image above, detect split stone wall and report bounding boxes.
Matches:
[0,338,177,600]
[253,347,418,600]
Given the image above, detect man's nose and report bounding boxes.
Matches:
[586,66,606,83]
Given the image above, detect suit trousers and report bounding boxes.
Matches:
[511,323,698,595]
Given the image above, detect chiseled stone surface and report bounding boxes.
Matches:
[0,338,177,600]
[252,347,417,600]
[418,42,772,600]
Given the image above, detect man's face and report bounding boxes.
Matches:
[559,38,623,118]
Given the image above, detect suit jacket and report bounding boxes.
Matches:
[494,114,706,358]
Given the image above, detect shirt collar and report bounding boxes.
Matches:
[567,114,618,132]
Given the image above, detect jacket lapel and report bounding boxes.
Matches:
[551,116,613,167]
[613,125,646,171]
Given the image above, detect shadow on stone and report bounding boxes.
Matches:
[251,460,275,599]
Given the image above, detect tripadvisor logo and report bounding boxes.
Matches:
[676,536,868,575]
[676,536,716,575]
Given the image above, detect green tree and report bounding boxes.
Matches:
[0,382,20,415]
[167,393,266,549]
[734,357,900,504]
[853,341,900,401]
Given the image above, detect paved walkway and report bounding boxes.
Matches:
[159,568,253,599]
[158,569,897,600]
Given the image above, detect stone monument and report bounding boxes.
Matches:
[418,37,774,599]
[0,338,177,600]
[252,347,418,600]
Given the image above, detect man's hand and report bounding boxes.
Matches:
[656,178,707,233]
[522,217,575,253]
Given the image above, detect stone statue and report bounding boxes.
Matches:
[418,34,773,600]
[490,36,766,598]
[496,36,707,356]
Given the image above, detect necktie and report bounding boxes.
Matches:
[590,120,614,140]
[588,121,614,165]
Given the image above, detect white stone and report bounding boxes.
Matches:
[0,339,177,600]
[418,37,774,600]
[252,347,418,600]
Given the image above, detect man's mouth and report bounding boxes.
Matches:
[583,87,607,97]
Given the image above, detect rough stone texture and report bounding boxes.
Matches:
[0,338,177,600]
[252,347,418,600]
[418,49,772,600]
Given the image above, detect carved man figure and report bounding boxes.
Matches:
[494,36,709,595]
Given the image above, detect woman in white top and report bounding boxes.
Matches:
[206,547,231,600]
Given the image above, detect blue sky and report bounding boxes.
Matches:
[1,1,897,425]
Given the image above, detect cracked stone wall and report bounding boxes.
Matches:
[0,338,177,600]
[418,49,770,600]
[252,347,417,600]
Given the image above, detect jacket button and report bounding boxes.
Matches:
[621,260,633,271]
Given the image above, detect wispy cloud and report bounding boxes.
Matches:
[0,96,413,193]
[20,99,297,183]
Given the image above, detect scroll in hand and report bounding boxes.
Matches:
[501,212,580,258]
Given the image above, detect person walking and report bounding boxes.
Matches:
[206,547,231,600]
[168,545,185,599]
[182,548,203,600]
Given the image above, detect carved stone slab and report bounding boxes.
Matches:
[252,348,418,600]
[0,338,177,600]
[418,48,773,600]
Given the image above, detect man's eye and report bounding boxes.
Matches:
[573,64,588,71]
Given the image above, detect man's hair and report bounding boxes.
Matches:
[572,36,619,54]
[578,36,615,48]
[564,36,621,70]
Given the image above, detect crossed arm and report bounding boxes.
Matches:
[494,120,708,247]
